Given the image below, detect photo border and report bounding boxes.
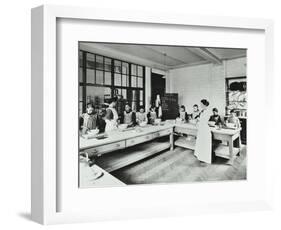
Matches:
[31,5,274,224]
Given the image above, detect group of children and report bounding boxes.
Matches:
[177,104,240,128]
[80,97,163,135]
[80,98,241,135]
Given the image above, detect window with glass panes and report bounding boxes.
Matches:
[128,64,145,111]
[79,50,145,114]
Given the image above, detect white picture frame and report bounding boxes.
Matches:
[31,5,274,225]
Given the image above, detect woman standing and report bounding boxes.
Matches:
[155,94,162,119]
[194,99,212,164]
[104,97,118,132]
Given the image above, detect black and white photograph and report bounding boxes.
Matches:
[78,42,247,188]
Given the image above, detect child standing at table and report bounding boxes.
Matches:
[121,104,137,127]
[104,107,118,132]
[209,107,224,126]
[80,103,99,135]
[97,108,106,133]
[147,105,157,124]
[136,106,147,125]
[191,104,200,120]
[226,109,241,129]
[177,105,189,123]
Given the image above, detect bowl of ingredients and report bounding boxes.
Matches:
[88,129,99,135]
[154,119,161,125]
[118,124,128,130]
[226,123,236,129]
[176,118,183,124]
[139,121,147,127]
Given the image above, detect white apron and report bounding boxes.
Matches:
[105,119,117,132]
[194,108,212,163]
[107,107,118,122]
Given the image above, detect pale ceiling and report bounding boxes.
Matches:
[80,42,246,70]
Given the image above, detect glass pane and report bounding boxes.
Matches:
[114,73,121,86]
[104,58,112,72]
[137,66,143,76]
[96,70,103,85]
[131,101,137,111]
[114,60,121,73]
[79,102,83,116]
[86,69,95,84]
[96,55,104,70]
[79,51,83,67]
[138,77,143,88]
[86,86,111,109]
[122,75,127,87]
[79,67,83,83]
[131,64,137,75]
[104,72,111,85]
[132,90,137,101]
[139,90,143,101]
[79,86,83,101]
[114,88,121,97]
[131,76,137,87]
[122,89,127,99]
[122,62,129,75]
[86,53,95,68]
[95,55,103,70]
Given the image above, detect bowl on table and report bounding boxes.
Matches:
[95,133,108,140]
[189,119,197,125]
[88,129,99,135]
[175,118,183,124]
[208,121,216,127]
[118,124,128,131]
[154,119,161,125]
[139,121,147,127]
[226,123,236,129]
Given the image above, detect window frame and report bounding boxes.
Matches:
[79,50,145,112]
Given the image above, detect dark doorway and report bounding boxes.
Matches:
[151,72,165,105]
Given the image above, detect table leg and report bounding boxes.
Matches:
[229,137,234,159]
[235,135,241,156]
[170,132,174,151]
[238,135,241,149]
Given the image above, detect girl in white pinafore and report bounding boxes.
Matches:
[194,99,212,164]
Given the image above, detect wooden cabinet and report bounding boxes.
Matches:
[225,77,247,145]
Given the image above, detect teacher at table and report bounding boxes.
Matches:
[194,99,212,164]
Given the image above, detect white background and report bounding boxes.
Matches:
[0,0,280,229]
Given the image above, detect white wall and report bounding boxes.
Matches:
[168,57,246,115]
[225,57,247,78]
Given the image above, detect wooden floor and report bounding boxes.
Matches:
[109,143,247,185]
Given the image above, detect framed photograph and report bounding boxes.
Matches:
[31,5,274,224]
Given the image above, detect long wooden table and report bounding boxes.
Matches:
[79,123,243,187]
[80,122,241,162]
[80,124,174,159]
[79,163,126,188]
[174,123,241,161]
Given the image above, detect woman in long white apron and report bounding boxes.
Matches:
[105,98,118,132]
[194,99,212,164]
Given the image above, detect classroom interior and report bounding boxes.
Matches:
[79,42,247,188]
